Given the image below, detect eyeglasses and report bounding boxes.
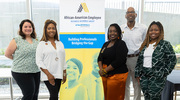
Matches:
[126,11,135,14]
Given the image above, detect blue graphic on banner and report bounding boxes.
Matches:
[60,34,105,48]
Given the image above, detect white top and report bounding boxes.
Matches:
[36,41,67,81]
[121,23,147,54]
[143,42,156,68]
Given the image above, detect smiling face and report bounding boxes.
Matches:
[46,23,56,39]
[125,7,137,22]
[66,61,80,81]
[22,22,33,36]
[108,26,119,41]
[149,24,160,41]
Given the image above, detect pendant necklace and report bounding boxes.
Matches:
[55,56,59,61]
[54,44,59,61]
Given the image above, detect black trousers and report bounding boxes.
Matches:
[44,79,62,100]
[12,71,40,100]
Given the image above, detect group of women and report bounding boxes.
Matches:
[4,18,177,100]
[5,19,85,100]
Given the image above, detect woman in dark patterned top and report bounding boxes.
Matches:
[135,21,177,100]
[98,23,128,100]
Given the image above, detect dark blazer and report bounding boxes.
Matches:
[135,40,177,79]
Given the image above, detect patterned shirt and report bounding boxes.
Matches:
[12,36,40,73]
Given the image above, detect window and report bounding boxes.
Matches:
[0,0,27,50]
[143,0,180,47]
[32,0,60,39]
[0,0,180,99]
[0,0,27,97]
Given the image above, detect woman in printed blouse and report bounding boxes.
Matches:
[135,21,177,100]
[5,19,40,100]
[98,23,128,100]
[36,19,67,100]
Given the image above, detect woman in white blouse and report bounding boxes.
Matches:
[36,19,67,100]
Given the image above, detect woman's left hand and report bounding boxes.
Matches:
[62,73,66,84]
[62,70,67,84]
[99,69,108,77]
[99,69,104,76]
[136,77,140,84]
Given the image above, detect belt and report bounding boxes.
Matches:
[127,53,139,57]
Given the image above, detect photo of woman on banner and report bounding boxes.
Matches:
[61,58,88,100]
[80,52,104,100]
[36,19,67,100]
[98,23,128,100]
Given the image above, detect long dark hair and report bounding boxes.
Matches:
[40,19,59,42]
[19,19,37,39]
[139,21,164,51]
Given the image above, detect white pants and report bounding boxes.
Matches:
[124,56,141,100]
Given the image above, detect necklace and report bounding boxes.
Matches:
[55,47,59,61]
[153,45,156,50]
[55,57,59,61]
[150,42,156,49]
[46,41,59,61]
[101,47,106,53]
[53,42,58,61]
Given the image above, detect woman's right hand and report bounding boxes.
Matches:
[40,68,55,86]
[47,74,55,86]
[99,69,108,77]
[5,39,17,60]
[136,77,140,84]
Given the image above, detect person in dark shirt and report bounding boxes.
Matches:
[98,23,128,100]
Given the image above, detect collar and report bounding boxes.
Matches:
[125,22,139,29]
[46,40,58,43]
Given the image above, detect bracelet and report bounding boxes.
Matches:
[102,69,107,73]
[102,69,107,75]
[63,73,66,76]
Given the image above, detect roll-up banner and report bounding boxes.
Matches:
[59,0,105,100]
